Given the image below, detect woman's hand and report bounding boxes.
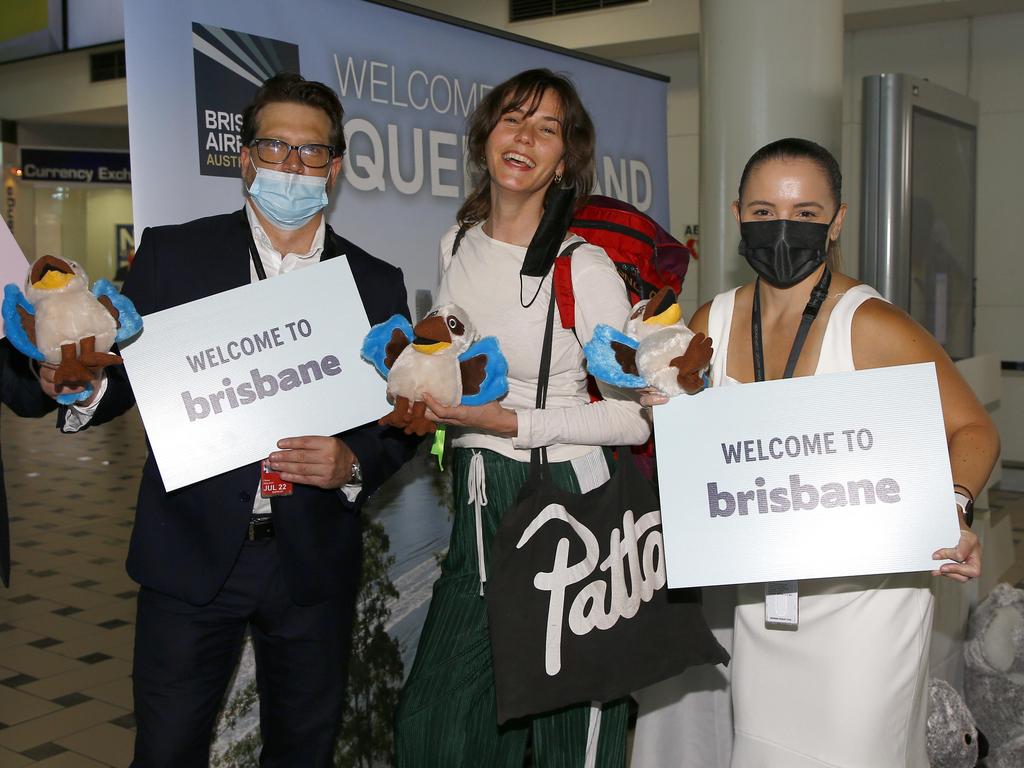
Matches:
[639,387,669,407]
[422,393,518,436]
[932,526,981,583]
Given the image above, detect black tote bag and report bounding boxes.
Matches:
[485,263,728,724]
[486,453,730,723]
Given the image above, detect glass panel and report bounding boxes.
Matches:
[24,183,132,283]
[909,108,976,359]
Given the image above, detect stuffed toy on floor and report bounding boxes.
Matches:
[965,582,1024,768]
[361,303,508,435]
[927,678,979,768]
[3,255,142,404]
[583,286,711,396]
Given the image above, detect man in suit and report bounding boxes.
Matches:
[0,338,57,587]
[38,73,419,767]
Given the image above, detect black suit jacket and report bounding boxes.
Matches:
[0,339,58,587]
[72,210,418,606]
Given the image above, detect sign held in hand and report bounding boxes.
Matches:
[122,257,389,491]
[653,363,962,588]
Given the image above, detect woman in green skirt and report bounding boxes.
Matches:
[393,69,652,768]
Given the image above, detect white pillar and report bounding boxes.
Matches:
[698,0,843,303]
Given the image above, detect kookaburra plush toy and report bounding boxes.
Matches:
[362,303,508,435]
[3,255,142,404]
[584,286,712,396]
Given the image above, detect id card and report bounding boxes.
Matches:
[261,460,292,497]
[765,580,798,627]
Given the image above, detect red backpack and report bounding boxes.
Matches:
[450,195,693,325]
[557,194,692,331]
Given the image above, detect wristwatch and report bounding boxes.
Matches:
[954,489,974,528]
[349,459,363,485]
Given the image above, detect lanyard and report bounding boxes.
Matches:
[751,267,832,382]
[241,208,271,282]
[246,225,269,281]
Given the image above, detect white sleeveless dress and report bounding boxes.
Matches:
[707,284,933,768]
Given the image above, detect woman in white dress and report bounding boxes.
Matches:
[636,137,999,767]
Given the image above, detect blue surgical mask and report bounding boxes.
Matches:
[246,159,329,230]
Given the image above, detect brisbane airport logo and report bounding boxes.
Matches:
[192,24,300,178]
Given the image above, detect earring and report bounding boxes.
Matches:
[553,172,563,185]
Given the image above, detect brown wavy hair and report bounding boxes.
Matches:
[457,69,595,227]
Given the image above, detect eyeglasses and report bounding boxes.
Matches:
[249,138,335,169]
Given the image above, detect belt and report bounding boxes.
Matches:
[247,517,275,541]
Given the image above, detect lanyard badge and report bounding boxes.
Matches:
[261,460,293,497]
[752,267,832,629]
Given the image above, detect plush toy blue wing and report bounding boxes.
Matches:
[2,284,44,362]
[361,315,414,378]
[583,324,645,389]
[92,279,143,343]
[459,336,508,406]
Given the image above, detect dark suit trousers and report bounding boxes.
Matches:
[131,539,356,767]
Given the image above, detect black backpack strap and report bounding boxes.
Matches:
[451,223,469,257]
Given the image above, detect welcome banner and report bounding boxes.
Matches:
[123,0,669,313]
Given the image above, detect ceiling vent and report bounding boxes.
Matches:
[90,49,126,82]
[510,0,643,23]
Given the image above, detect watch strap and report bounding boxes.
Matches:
[954,490,974,528]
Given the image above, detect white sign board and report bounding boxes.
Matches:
[653,363,961,588]
[0,219,30,339]
[121,257,389,491]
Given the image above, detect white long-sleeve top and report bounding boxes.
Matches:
[436,223,650,462]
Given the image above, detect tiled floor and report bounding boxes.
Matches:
[0,405,144,767]
[0,403,1022,766]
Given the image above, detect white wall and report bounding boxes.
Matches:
[842,13,1024,461]
[618,13,1024,462]
[0,44,126,121]
[616,50,702,319]
[408,0,698,51]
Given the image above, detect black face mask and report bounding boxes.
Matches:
[738,218,831,288]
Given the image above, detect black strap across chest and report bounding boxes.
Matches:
[529,239,585,475]
[751,267,832,382]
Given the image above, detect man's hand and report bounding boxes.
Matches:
[269,436,356,489]
[37,363,103,405]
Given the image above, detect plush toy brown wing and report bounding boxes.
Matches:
[612,340,639,376]
[384,328,409,370]
[460,355,488,397]
[669,332,713,394]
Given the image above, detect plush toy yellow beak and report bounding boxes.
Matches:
[642,286,681,326]
[411,314,454,354]
[412,340,452,354]
[33,270,75,290]
[644,302,681,326]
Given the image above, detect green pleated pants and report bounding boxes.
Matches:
[395,448,628,768]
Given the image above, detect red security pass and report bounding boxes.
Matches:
[261,460,293,497]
